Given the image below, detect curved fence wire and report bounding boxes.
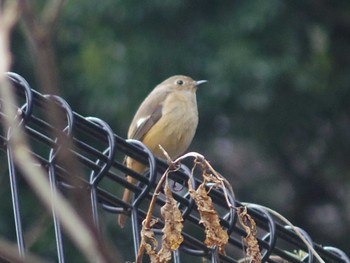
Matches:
[0,73,349,263]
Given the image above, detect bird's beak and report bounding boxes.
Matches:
[196,80,208,86]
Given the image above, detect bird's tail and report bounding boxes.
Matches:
[118,158,146,228]
[118,175,136,228]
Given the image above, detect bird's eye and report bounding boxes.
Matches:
[176,80,184,85]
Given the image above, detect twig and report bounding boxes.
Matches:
[136,145,186,262]
[173,151,236,208]
[136,169,171,263]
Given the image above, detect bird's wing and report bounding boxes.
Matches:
[130,105,162,140]
[128,90,168,140]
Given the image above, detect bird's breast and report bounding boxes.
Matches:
[142,90,198,159]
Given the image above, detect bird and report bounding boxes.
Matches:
[118,75,207,227]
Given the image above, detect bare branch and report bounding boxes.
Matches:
[43,0,66,30]
[0,0,21,32]
[21,0,63,94]
[0,238,49,263]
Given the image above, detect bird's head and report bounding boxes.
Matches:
[159,75,207,93]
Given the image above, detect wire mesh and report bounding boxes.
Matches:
[0,72,349,263]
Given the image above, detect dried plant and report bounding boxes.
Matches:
[242,203,325,263]
[137,179,185,263]
[237,206,262,263]
[188,181,228,254]
[135,148,237,263]
[135,148,305,263]
[139,219,158,262]
[156,179,184,262]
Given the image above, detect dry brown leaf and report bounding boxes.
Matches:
[237,206,262,263]
[140,219,158,263]
[195,156,235,208]
[137,178,184,263]
[157,180,184,263]
[201,165,221,188]
[188,180,229,253]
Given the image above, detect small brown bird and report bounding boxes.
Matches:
[118,75,207,227]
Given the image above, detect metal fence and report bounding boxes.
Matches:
[0,72,349,263]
